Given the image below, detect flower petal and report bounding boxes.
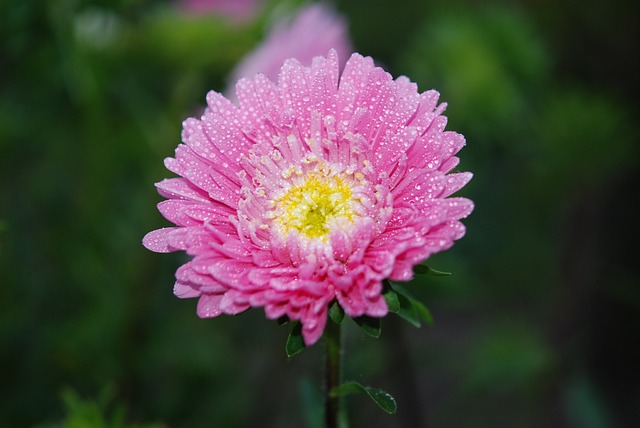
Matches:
[142,228,180,253]
[197,294,224,318]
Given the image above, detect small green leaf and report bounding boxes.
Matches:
[412,299,434,326]
[396,292,421,328]
[277,315,290,325]
[414,264,451,276]
[330,381,397,414]
[382,287,400,313]
[353,315,381,338]
[328,301,345,325]
[391,284,435,328]
[286,321,305,357]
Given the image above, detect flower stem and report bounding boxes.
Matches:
[325,318,342,428]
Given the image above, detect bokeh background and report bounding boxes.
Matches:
[2,0,639,427]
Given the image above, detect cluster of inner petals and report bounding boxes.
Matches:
[236,130,390,258]
[270,168,357,239]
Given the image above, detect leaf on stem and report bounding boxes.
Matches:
[286,321,305,357]
[392,284,434,327]
[397,295,420,327]
[328,300,345,325]
[412,298,434,326]
[413,264,451,276]
[330,381,397,414]
[353,315,381,338]
[382,285,400,313]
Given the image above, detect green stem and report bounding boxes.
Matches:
[325,318,342,428]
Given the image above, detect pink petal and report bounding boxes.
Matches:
[443,197,475,220]
[441,172,473,198]
[301,307,328,346]
[174,281,201,298]
[389,260,415,282]
[219,290,251,314]
[176,262,227,293]
[156,178,210,203]
[142,228,180,253]
[364,295,388,317]
[197,294,224,318]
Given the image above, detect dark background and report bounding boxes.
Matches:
[1,0,639,426]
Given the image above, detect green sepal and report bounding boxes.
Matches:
[276,315,290,325]
[413,264,451,276]
[396,292,421,327]
[330,381,397,414]
[328,300,345,325]
[382,285,400,313]
[412,298,434,326]
[286,321,305,357]
[353,315,381,338]
[392,284,434,328]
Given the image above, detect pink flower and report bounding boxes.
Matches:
[143,50,473,345]
[226,3,352,91]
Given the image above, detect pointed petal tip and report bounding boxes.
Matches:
[174,281,201,299]
[196,294,224,318]
[142,228,177,253]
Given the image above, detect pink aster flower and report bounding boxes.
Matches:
[143,50,473,345]
[226,3,352,91]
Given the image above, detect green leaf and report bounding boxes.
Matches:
[396,292,421,328]
[286,321,305,357]
[413,264,451,276]
[392,284,434,327]
[328,300,345,325]
[412,298,434,326]
[353,315,381,338]
[330,381,397,414]
[382,287,400,313]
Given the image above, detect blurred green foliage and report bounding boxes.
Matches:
[35,386,166,428]
[1,0,639,427]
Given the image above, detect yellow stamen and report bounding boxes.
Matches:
[274,173,354,239]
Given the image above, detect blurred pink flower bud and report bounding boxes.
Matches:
[226,3,352,91]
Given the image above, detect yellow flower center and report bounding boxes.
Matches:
[274,173,355,239]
